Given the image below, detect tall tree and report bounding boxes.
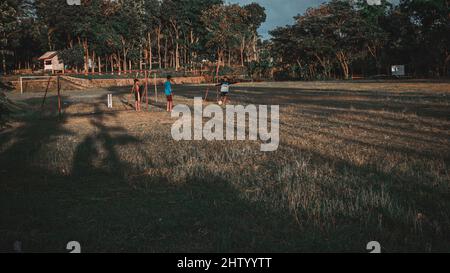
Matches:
[0,0,20,74]
[243,3,266,63]
[201,4,248,76]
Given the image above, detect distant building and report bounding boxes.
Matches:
[391,65,405,77]
[38,51,64,74]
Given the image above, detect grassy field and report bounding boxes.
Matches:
[0,81,449,252]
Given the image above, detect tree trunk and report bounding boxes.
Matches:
[123,49,127,74]
[2,52,6,75]
[98,56,102,74]
[240,36,245,67]
[111,55,114,75]
[189,29,195,70]
[252,34,258,62]
[314,54,331,78]
[184,43,187,69]
[139,48,143,71]
[82,38,89,75]
[92,51,96,73]
[175,36,180,71]
[148,32,153,71]
[336,51,350,80]
[117,53,122,75]
[121,37,128,73]
[170,20,180,71]
[215,49,224,82]
[157,26,162,69]
[164,36,168,69]
[47,28,54,51]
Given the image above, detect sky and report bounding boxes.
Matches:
[229,0,398,39]
[229,0,328,39]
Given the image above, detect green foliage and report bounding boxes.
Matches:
[244,3,267,32]
[0,93,9,127]
[0,81,14,127]
[0,0,21,73]
[394,0,450,76]
[201,4,248,52]
[246,44,273,80]
[3,0,448,78]
[2,0,267,75]
[58,45,84,70]
[270,0,450,79]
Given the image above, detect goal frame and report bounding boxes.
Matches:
[19,75,62,119]
[19,76,56,94]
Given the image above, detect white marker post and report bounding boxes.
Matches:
[107,94,113,108]
[154,73,158,103]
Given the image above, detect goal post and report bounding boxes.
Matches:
[19,75,63,118]
[19,76,56,94]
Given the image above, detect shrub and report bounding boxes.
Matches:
[0,81,15,128]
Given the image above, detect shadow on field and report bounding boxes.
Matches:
[178,86,450,120]
[0,101,305,253]
[1,87,449,253]
[281,115,450,162]
[287,144,450,252]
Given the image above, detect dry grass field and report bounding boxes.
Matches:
[0,80,449,252]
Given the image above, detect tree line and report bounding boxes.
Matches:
[1,0,449,79]
[1,0,266,75]
[270,0,450,79]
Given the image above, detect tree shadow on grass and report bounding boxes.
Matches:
[0,101,309,253]
[2,86,449,253]
[276,140,450,252]
[176,85,450,120]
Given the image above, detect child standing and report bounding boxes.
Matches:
[216,76,236,105]
[132,79,142,111]
[165,75,174,112]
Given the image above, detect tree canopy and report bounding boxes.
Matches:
[1,0,448,79]
[0,0,267,75]
[270,0,449,79]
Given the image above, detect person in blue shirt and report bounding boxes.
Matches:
[165,75,174,112]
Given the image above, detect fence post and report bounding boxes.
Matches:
[145,71,149,111]
[57,75,62,119]
[154,73,158,103]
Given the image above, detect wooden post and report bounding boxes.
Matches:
[57,75,62,119]
[215,70,220,103]
[204,87,209,102]
[216,85,220,103]
[41,77,52,112]
[154,73,158,103]
[145,70,149,111]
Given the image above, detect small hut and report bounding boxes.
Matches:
[38,51,64,74]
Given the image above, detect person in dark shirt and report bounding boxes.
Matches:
[131,79,142,111]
